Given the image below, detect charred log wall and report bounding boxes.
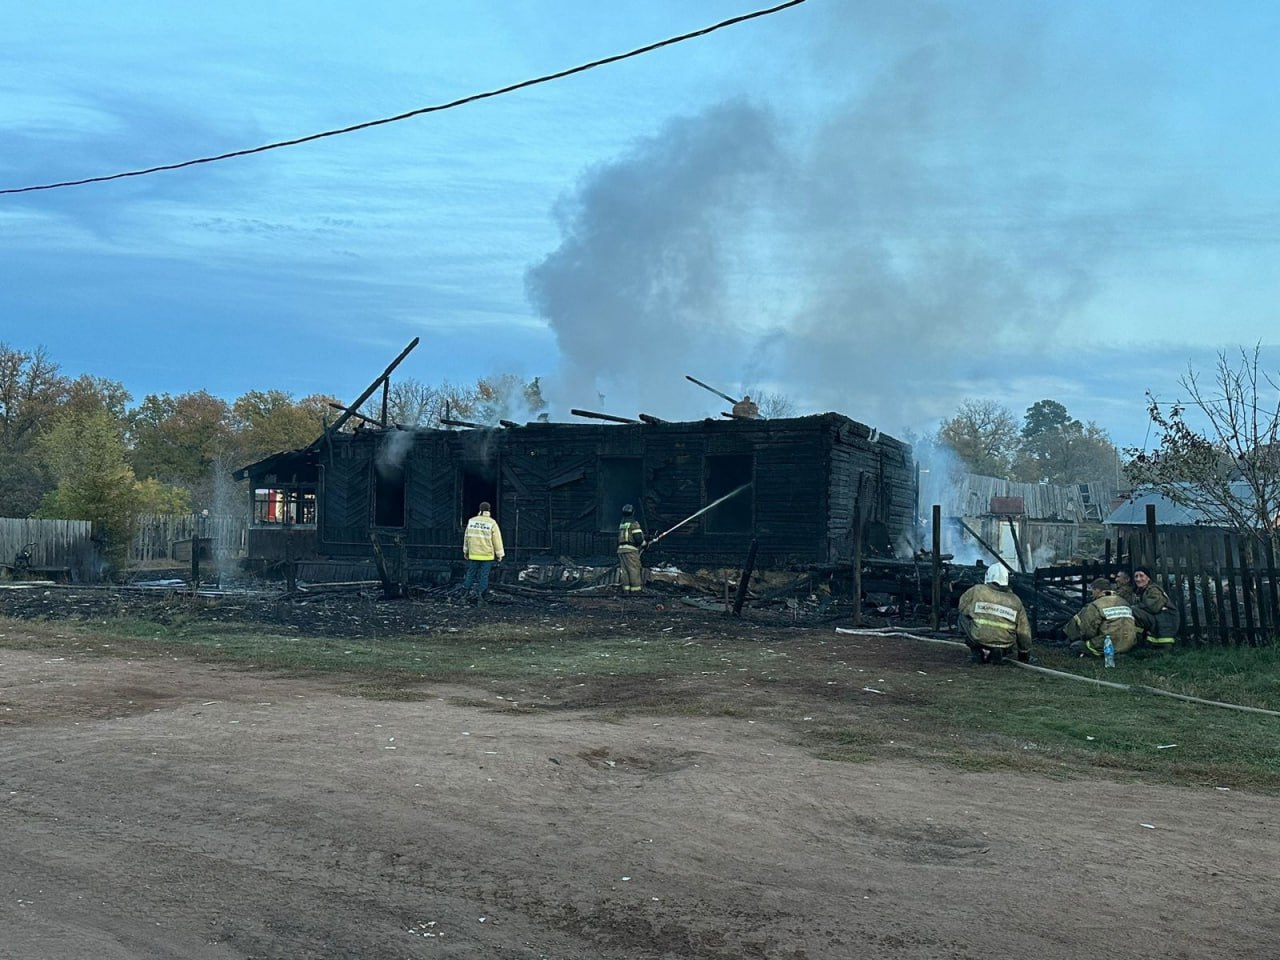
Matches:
[307,413,916,571]
[827,422,916,563]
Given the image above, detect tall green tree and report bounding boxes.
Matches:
[1020,399,1073,440]
[231,390,335,464]
[1015,399,1118,485]
[36,408,141,567]
[0,343,68,516]
[937,399,1020,478]
[63,374,132,422]
[129,391,234,486]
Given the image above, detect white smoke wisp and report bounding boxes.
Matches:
[913,438,980,559]
[376,428,415,471]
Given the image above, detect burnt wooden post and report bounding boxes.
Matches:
[325,338,419,437]
[1247,537,1270,643]
[731,539,759,617]
[850,526,864,627]
[1007,517,1027,573]
[1031,566,1041,638]
[1196,537,1216,644]
[1175,563,1192,646]
[1104,538,1112,570]
[1267,538,1280,642]
[1145,504,1158,567]
[1185,540,1202,645]
[1239,538,1258,645]
[851,472,868,627]
[283,506,297,595]
[1224,534,1242,644]
[397,536,408,597]
[1213,556,1229,646]
[931,505,942,631]
[370,533,394,598]
[190,515,200,594]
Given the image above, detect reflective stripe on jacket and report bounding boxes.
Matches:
[958,582,1032,651]
[618,520,645,549]
[1065,593,1136,653]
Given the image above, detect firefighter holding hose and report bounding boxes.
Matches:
[617,504,647,594]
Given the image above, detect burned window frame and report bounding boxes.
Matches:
[251,485,318,527]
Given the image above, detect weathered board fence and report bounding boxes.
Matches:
[1034,528,1280,646]
[130,514,247,564]
[0,517,97,582]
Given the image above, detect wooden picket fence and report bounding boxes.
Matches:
[130,514,248,564]
[1034,529,1280,646]
[0,517,98,582]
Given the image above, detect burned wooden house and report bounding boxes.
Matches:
[233,413,918,581]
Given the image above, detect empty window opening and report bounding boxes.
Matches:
[704,454,754,533]
[373,462,406,527]
[461,463,499,523]
[598,458,644,532]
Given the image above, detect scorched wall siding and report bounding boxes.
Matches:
[301,413,915,572]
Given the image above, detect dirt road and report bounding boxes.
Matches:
[2,641,1277,959]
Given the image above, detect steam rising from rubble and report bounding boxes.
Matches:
[526,5,1113,434]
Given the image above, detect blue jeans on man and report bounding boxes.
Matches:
[461,559,493,597]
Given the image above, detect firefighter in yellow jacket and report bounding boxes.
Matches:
[1065,577,1136,657]
[957,564,1033,664]
[617,504,647,594]
[460,501,504,601]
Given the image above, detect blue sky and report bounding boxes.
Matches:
[3,0,1279,451]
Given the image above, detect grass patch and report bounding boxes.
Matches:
[807,646,1280,790]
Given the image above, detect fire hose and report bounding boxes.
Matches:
[642,482,753,554]
[834,627,1280,717]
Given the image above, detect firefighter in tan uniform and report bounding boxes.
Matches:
[1132,566,1179,648]
[1112,570,1137,605]
[617,504,647,594]
[956,564,1033,664]
[1065,577,1136,657]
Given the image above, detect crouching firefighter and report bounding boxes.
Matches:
[1132,565,1180,649]
[1065,577,1136,657]
[616,504,647,594]
[957,564,1033,664]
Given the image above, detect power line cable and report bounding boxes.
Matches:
[0,0,805,197]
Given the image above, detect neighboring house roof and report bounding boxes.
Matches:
[1103,482,1256,527]
[924,472,1116,522]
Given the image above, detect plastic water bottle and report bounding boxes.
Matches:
[1103,634,1115,669]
